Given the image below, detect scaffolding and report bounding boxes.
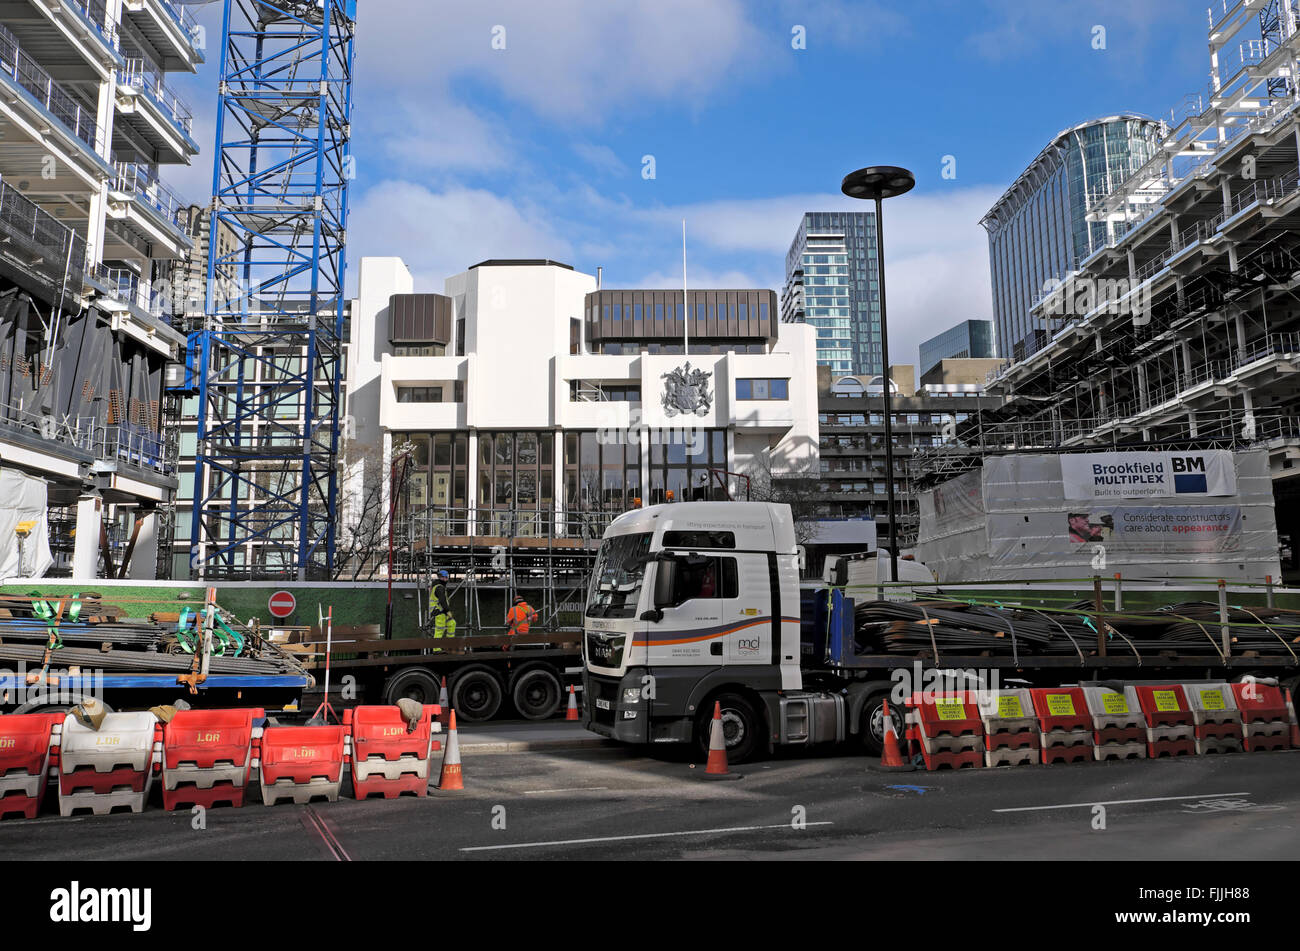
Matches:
[189,0,357,580]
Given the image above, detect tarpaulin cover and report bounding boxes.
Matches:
[0,466,52,578]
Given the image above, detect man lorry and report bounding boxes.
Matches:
[580,500,1300,762]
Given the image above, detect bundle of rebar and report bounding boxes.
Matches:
[853,598,1300,662]
[0,594,307,676]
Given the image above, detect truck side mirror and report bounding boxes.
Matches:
[653,557,678,609]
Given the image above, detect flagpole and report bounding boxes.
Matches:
[682,219,689,357]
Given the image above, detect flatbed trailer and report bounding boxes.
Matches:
[580,501,1300,761]
[300,631,584,721]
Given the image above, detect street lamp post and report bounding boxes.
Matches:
[841,165,915,586]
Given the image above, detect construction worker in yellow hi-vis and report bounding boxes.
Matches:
[429,570,456,638]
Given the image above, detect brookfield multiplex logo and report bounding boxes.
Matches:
[1090,455,1209,494]
[50,882,151,932]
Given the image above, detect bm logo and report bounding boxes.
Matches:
[1171,455,1208,494]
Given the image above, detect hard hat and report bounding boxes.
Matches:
[438,570,449,580]
[514,595,525,604]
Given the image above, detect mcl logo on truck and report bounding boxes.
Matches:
[1171,455,1207,494]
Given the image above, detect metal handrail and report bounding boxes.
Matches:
[0,175,87,284]
[0,24,104,155]
[0,398,97,453]
[119,53,193,133]
[65,0,119,50]
[113,162,186,227]
[95,423,173,475]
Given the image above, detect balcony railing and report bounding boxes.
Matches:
[156,0,201,49]
[0,175,87,287]
[0,24,104,155]
[93,423,173,476]
[96,264,171,320]
[113,162,185,230]
[1236,331,1300,368]
[0,397,96,454]
[66,0,120,51]
[120,53,194,134]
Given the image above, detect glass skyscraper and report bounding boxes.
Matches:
[781,211,882,376]
[919,319,995,376]
[981,116,1165,362]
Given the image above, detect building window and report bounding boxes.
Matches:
[735,378,789,400]
[397,386,442,402]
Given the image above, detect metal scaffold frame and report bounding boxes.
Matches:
[191,0,357,580]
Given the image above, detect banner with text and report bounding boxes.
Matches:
[1066,505,1243,554]
[1060,450,1236,501]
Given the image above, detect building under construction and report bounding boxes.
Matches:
[940,0,1300,578]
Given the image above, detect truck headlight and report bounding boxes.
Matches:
[623,688,642,704]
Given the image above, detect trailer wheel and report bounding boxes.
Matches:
[451,666,504,722]
[695,692,761,764]
[510,665,563,720]
[860,692,906,758]
[382,669,440,706]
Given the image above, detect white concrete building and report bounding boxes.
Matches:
[345,257,820,554]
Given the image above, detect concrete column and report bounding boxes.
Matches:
[71,494,102,581]
[466,431,478,536]
[127,511,158,580]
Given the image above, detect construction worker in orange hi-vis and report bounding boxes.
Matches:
[505,595,538,641]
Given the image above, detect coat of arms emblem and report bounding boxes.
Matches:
[661,362,712,417]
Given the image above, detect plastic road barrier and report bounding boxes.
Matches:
[908,692,985,770]
[1133,685,1197,758]
[975,689,1040,767]
[1080,685,1147,761]
[1029,688,1094,764]
[57,712,158,816]
[1181,683,1242,755]
[345,704,442,800]
[161,708,265,810]
[257,724,347,805]
[0,714,62,819]
[1229,682,1292,752]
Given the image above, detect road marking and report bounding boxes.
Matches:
[461,821,834,852]
[522,786,609,794]
[302,804,352,861]
[993,792,1250,814]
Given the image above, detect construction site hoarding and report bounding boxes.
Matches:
[916,448,1280,583]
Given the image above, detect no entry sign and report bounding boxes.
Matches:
[268,590,296,619]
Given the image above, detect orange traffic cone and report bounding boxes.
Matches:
[437,709,464,791]
[565,684,580,721]
[437,677,449,729]
[1286,689,1300,749]
[701,701,741,780]
[870,700,915,772]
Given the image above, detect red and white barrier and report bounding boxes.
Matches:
[0,714,61,820]
[975,689,1040,767]
[57,712,158,816]
[161,708,264,810]
[345,704,442,800]
[909,693,985,770]
[1080,686,1147,760]
[1029,688,1093,764]
[1181,683,1242,755]
[1230,682,1291,752]
[257,725,347,805]
[1133,685,1197,758]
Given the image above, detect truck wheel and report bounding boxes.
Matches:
[451,666,504,722]
[510,666,563,720]
[382,669,440,706]
[695,692,761,764]
[860,692,906,758]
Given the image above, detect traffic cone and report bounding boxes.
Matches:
[870,700,915,772]
[437,676,450,729]
[701,701,741,780]
[437,709,464,791]
[565,684,580,721]
[1286,689,1300,749]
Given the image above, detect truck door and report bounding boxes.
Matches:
[649,555,730,668]
[725,552,774,666]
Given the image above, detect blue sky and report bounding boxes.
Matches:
[170,0,1207,365]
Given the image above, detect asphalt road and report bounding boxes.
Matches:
[3,740,1299,861]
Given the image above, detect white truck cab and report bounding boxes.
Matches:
[583,501,817,761]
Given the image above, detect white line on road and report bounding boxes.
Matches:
[993,792,1250,814]
[522,787,609,794]
[461,821,834,852]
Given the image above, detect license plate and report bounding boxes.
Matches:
[595,698,611,710]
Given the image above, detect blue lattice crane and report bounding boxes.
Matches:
[190,0,356,579]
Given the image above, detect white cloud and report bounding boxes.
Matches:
[357,0,771,121]
[571,143,629,178]
[347,181,573,290]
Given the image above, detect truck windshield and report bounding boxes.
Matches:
[586,532,653,618]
